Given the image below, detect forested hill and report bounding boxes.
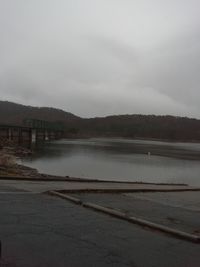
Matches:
[0,101,79,125]
[77,115,200,141]
[1,100,200,142]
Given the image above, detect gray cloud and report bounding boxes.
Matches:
[0,0,200,118]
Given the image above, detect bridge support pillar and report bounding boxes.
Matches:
[8,128,12,140]
[18,128,22,144]
[31,129,37,143]
[45,130,49,141]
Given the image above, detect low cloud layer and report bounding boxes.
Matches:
[0,0,200,118]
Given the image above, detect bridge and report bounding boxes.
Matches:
[0,119,64,144]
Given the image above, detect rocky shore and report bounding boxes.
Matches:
[0,138,72,180]
[0,138,39,177]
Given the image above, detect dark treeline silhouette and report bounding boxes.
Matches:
[1,101,200,142]
[74,115,200,141]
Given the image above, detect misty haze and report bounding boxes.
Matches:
[0,0,200,118]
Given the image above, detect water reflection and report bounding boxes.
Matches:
[20,138,200,186]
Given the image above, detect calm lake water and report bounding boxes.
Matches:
[20,138,200,186]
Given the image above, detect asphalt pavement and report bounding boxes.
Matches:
[0,183,200,267]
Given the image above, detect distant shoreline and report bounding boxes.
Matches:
[65,135,200,144]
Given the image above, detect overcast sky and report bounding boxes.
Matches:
[0,0,200,118]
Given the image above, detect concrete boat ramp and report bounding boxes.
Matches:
[0,177,199,193]
[0,177,200,267]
